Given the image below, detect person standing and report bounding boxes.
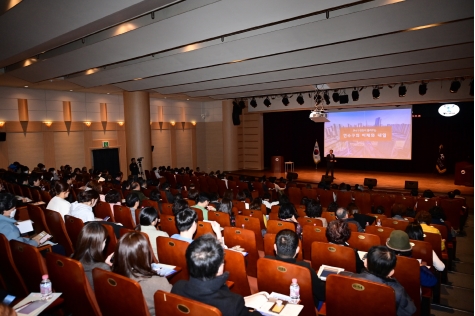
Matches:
[325,149,337,179]
[129,158,139,181]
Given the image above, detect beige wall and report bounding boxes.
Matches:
[196,121,224,172]
[238,108,264,170]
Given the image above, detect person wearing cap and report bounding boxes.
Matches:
[352,246,416,316]
[386,230,437,288]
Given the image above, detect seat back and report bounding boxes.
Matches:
[326,274,396,316]
[223,227,258,277]
[113,205,135,229]
[161,202,174,215]
[297,217,323,228]
[311,241,357,273]
[0,234,28,297]
[160,215,179,236]
[141,199,158,209]
[410,240,433,266]
[45,252,102,316]
[21,186,32,200]
[40,190,52,204]
[64,215,85,248]
[336,191,353,208]
[381,218,410,231]
[257,258,315,316]
[223,249,251,297]
[241,209,266,230]
[264,233,303,261]
[194,221,216,239]
[270,204,280,213]
[156,237,189,283]
[423,232,443,259]
[347,232,380,252]
[27,204,51,235]
[160,190,169,203]
[44,209,74,256]
[191,207,204,221]
[365,226,394,245]
[99,223,117,257]
[393,256,421,316]
[208,211,231,228]
[347,222,359,232]
[266,220,295,234]
[287,187,302,206]
[268,212,279,221]
[416,197,438,212]
[154,290,222,316]
[31,188,42,202]
[302,225,327,260]
[92,268,150,316]
[321,211,337,223]
[439,198,464,230]
[235,215,264,251]
[10,240,48,293]
[93,202,115,222]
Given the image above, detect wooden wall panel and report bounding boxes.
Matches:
[7,133,44,169]
[54,132,86,169]
[151,130,172,167]
[205,121,223,172]
[196,123,206,170]
[176,129,192,168]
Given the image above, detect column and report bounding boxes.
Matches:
[123,91,152,175]
[222,100,239,171]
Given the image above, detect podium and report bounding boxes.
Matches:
[454,162,474,187]
[271,156,284,173]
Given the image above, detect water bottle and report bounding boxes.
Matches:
[40,274,53,300]
[289,278,300,304]
[376,219,381,226]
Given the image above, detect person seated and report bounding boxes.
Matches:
[171,235,260,316]
[262,192,278,210]
[266,229,325,307]
[278,203,302,237]
[105,189,121,212]
[327,201,339,214]
[391,204,408,221]
[326,219,364,273]
[28,174,42,191]
[372,205,385,215]
[218,198,235,227]
[192,193,216,221]
[46,180,71,219]
[125,192,140,226]
[136,207,168,259]
[112,231,172,316]
[347,203,375,228]
[171,208,198,243]
[386,230,437,288]
[305,199,327,227]
[172,199,189,215]
[351,246,416,316]
[0,193,37,246]
[131,181,148,203]
[335,207,364,232]
[70,190,99,223]
[415,211,445,251]
[429,206,454,242]
[72,222,113,290]
[405,223,445,272]
[112,172,123,185]
[83,180,105,202]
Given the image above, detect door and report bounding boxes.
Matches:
[92,148,120,176]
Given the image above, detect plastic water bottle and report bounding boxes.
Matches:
[289,278,300,304]
[376,219,381,226]
[40,274,53,300]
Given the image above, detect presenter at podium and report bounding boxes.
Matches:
[326,149,337,179]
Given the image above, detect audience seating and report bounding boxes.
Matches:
[257,257,315,316]
[0,234,28,297]
[94,202,115,222]
[160,215,179,236]
[161,202,174,215]
[311,241,357,273]
[10,240,49,293]
[64,215,84,248]
[316,189,334,208]
[154,290,222,316]
[27,204,51,235]
[92,268,151,316]
[191,207,204,221]
[208,211,231,228]
[336,190,353,207]
[416,197,438,212]
[365,226,394,245]
[321,211,337,223]
[268,212,279,221]
[264,233,303,261]
[297,217,323,228]
[302,225,327,260]
[100,223,117,257]
[113,205,136,229]
[347,222,359,232]
[347,232,380,252]
[45,252,102,316]
[325,274,396,316]
[223,249,251,297]
[45,208,74,256]
[371,193,394,217]
[234,215,264,251]
[156,236,189,283]
[393,255,422,316]
[20,186,33,200]
[266,220,295,234]
[381,218,410,231]
[40,190,53,204]
[194,221,216,239]
[242,209,266,230]
[439,198,465,230]
[223,227,259,277]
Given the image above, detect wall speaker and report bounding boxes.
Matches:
[286,172,298,181]
[404,181,418,190]
[321,175,333,184]
[364,178,377,188]
[0,132,5,142]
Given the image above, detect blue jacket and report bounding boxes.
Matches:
[0,215,38,246]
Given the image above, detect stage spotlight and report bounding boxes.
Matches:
[372,87,380,99]
[351,88,359,101]
[332,90,340,102]
[296,94,304,105]
[282,95,289,106]
[250,98,257,108]
[450,80,461,93]
[398,84,407,97]
[419,82,427,95]
[470,81,474,96]
[238,100,245,109]
[323,91,331,105]
[315,94,322,105]
[263,97,271,107]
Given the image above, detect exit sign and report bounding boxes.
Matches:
[102,141,109,148]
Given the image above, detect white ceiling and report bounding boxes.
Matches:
[0,0,473,102]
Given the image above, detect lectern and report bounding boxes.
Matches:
[271,156,284,173]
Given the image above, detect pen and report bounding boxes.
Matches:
[15,300,39,311]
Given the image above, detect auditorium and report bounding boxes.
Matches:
[0,0,473,315]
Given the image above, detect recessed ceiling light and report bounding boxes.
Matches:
[70,90,73,91]
[107,93,110,95]
[186,99,189,100]
[24,86,28,88]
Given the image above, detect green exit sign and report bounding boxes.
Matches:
[102,141,109,148]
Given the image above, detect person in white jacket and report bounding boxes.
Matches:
[405,222,445,272]
[46,180,71,219]
[70,190,99,223]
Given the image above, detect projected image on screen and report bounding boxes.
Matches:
[324,107,412,159]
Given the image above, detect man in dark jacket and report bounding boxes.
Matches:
[265,229,326,307]
[172,235,259,316]
[336,207,365,232]
[129,158,139,181]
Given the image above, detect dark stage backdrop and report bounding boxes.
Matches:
[263,102,474,174]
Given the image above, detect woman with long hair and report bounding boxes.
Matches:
[278,203,302,237]
[112,231,172,315]
[405,222,445,271]
[218,198,235,227]
[46,180,71,219]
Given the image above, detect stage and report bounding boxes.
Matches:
[228,168,474,196]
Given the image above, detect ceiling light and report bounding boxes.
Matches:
[250,98,257,108]
[117,121,124,127]
[186,99,189,100]
[24,86,28,88]
[107,93,110,95]
[84,121,92,127]
[238,100,245,109]
[323,91,331,105]
[339,94,349,104]
[0,122,4,127]
[450,80,461,93]
[419,83,427,95]
[315,94,322,105]
[282,96,289,106]
[296,94,304,105]
[69,90,73,92]
[263,97,271,107]
[398,84,407,97]
[332,91,340,102]
[351,88,359,101]
[372,87,380,99]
